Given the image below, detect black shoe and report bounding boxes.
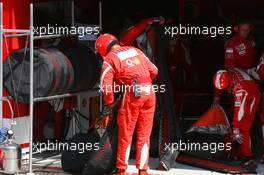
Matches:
[260,153,264,164]
[156,161,169,171]
[240,157,254,166]
[138,169,148,175]
[213,153,238,162]
[227,154,239,161]
[112,168,126,174]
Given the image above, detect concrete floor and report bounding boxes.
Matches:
[127,158,223,175]
[16,156,264,175]
[128,158,263,175]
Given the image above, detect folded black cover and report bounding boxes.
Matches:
[82,114,118,175]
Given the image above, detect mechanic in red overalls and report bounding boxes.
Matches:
[251,54,264,163]
[213,67,260,166]
[224,21,256,70]
[222,20,264,163]
[225,20,264,163]
[96,33,158,175]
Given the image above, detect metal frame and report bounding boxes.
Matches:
[71,0,75,27]
[0,1,103,174]
[99,0,102,31]
[28,4,34,174]
[0,3,3,129]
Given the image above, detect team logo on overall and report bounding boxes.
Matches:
[126,57,141,68]
[236,44,246,55]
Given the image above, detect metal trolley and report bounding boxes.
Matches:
[0,1,103,174]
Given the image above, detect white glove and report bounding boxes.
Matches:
[231,128,243,144]
[246,68,260,81]
[211,97,221,108]
[153,16,165,25]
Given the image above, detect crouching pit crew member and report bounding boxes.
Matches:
[213,67,260,166]
[250,54,264,163]
[96,33,158,175]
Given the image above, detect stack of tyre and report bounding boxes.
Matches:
[3,43,101,103]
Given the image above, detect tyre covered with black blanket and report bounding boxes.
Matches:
[61,130,100,173]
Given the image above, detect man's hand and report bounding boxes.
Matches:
[153,16,165,25]
[211,97,221,108]
[246,67,260,81]
[101,104,112,116]
[101,95,122,117]
[231,128,243,144]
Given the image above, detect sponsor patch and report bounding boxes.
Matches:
[235,43,246,53]
[235,101,241,107]
[117,49,138,61]
[235,92,243,106]
[238,50,246,55]
[226,48,233,53]
[133,57,141,65]
[236,92,243,97]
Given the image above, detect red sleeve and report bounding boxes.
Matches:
[120,18,157,46]
[137,48,158,80]
[100,57,116,105]
[147,59,158,80]
[257,54,264,82]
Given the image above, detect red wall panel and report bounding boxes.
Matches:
[2,0,32,118]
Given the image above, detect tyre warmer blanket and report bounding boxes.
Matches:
[179,105,256,174]
[186,105,231,135]
[154,27,182,171]
[82,111,118,175]
[61,130,100,173]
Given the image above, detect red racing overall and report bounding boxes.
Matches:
[255,55,264,147]
[224,34,263,152]
[215,67,260,157]
[100,46,158,170]
[224,35,256,70]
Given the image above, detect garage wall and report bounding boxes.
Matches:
[1,0,32,150]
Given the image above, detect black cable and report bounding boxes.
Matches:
[55,98,63,112]
[74,109,89,132]
[73,110,82,132]
[70,109,84,132]
[50,98,63,112]
[74,110,89,120]
[62,109,71,140]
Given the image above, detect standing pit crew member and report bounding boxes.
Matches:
[213,67,260,165]
[224,21,257,71]
[96,34,158,175]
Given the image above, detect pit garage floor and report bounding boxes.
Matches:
[17,152,264,175]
